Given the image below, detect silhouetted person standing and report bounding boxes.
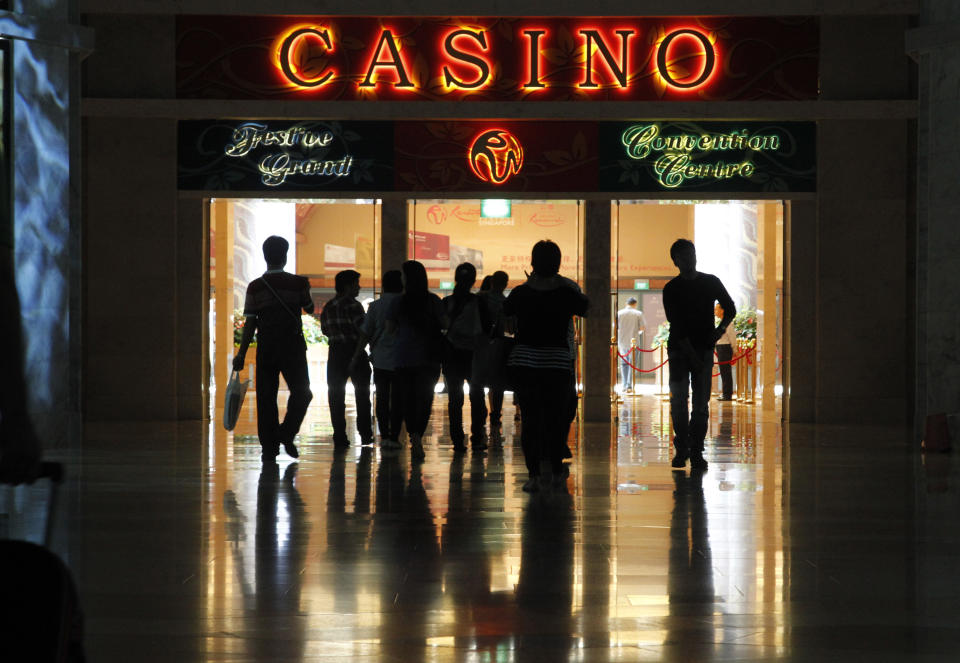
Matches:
[504,241,588,492]
[354,270,404,449]
[663,239,735,471]
[234,236,314,463]
[442,262,487,452]
[476,270,510,442]
[617,296,646,393]
[386,260,447,461]
[714,302,737,401]
[320,269,373,448]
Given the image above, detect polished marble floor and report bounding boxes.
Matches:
[5,392,959,662]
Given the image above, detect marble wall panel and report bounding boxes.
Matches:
[13,32,77,447]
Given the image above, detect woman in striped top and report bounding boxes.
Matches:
[503,240,589,493]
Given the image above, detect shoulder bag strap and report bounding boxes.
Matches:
[260,276,300,321]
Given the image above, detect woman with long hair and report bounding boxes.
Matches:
[386,260,448,460]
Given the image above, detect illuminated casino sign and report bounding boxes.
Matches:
[273,23,718,93]
[177,16,819,102]
[179,120,815,193]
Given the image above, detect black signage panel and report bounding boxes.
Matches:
[178,120,394,191]
[599,121,816,193]
[178,119,816,194]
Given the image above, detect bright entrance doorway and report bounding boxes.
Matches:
[612,200,784,415]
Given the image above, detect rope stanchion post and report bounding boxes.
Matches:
[736,347,745,402]
[611,340,618,403]
[739,344,756,404]
[657,345,669,400]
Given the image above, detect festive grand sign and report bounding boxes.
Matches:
[178,120,395,190]
[178,120,815,193]
[176,16,818,102]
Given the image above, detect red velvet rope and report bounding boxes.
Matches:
[617,346,754,374]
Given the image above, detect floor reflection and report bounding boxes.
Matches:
[665,469,714,659]
[222,462,309,661]
[75,394,853,662]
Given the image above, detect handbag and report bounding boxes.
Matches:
[222,369,250,431]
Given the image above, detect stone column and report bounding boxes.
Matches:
[176,196,208,419]
[380,198,407,273]
[761,203,778,412]
[784,200,817,423]
[582,200,612,422]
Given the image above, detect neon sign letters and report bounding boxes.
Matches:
[621,123,783,189]
[224,123,355,186]
[469,130,524,184]
[274,23,716,93]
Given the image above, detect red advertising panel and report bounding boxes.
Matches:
[177,16,818,102]
[407,230,450,270]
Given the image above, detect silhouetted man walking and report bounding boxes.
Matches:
[234,236,314,463]
[321,269,374,447]
[663,239,735,471]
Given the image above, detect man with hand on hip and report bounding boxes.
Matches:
[663,239,735,472]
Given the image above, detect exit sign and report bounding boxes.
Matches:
[439,281,455,289]
[634,279,650,290]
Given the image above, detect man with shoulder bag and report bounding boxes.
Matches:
[234,236,315,464]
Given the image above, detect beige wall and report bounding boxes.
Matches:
[297,202,380,285]
[616,203,693,278]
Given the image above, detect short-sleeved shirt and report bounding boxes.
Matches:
[663,272,735,352]
[503,281,589,372]
[242,271,313,348]
[387,293,445,368]
[361,292,400,370]
[320,296,365,346]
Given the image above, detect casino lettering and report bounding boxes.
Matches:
[277,24,716,92]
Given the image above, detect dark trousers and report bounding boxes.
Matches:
[327,342,373,444]
[442,347,488,444]
[396,365,441,436]
[668,347,714,453]
[716,344,734,398]
[256,345,313,454]
[488,388,504,431]
[513,367,571,477]
[373,367,404,440]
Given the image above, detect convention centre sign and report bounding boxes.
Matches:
[179,120,815,193]
[176,16,818,102]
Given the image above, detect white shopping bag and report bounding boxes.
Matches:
[222,370,250,431]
